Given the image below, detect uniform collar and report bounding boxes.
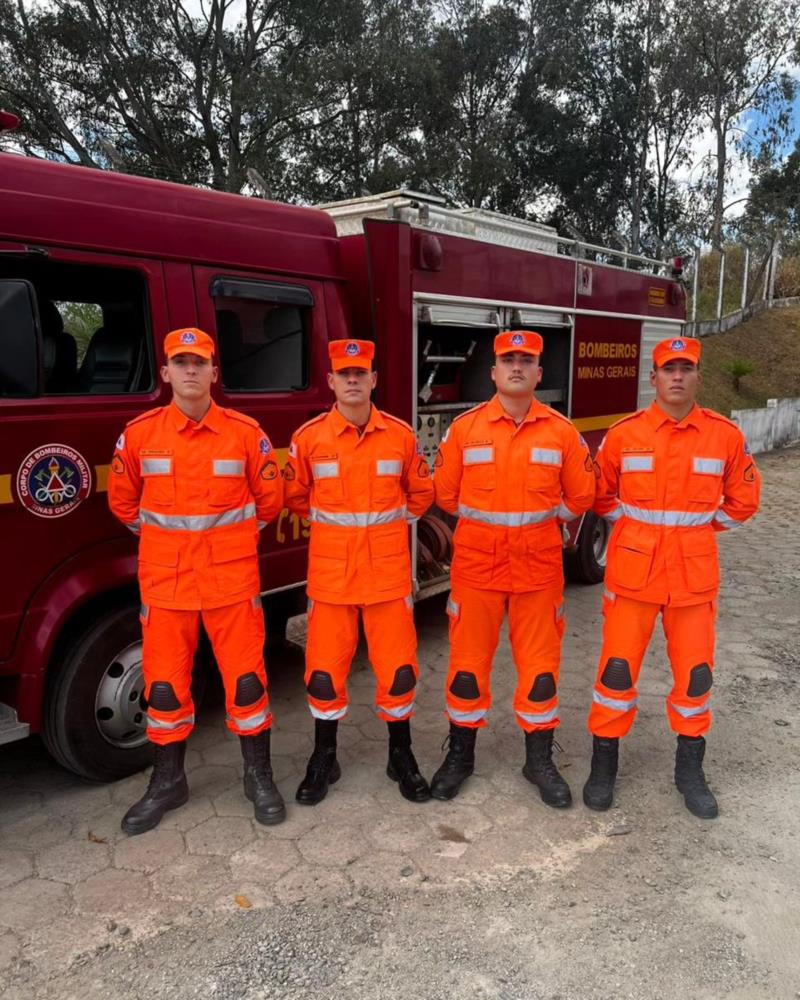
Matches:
[329,403,386,436]
[486,393,551,425]
[168,398,224,434]
[646,401,702,430]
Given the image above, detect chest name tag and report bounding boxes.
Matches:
[213,459,244,476]
[141,458,172,476]
[376,460,402,476]
[693,457,724,476]
[463,446,493,465]
[530,448,562,466]
[313,461,340,479]
[622,455,654,472]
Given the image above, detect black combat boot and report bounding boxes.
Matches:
[121,741,189,836]
[386,720,431,803]
[674,735,718,819]
[295,719,341,805]
[522,729,573,808]
[430,724,476,800]
[582,736,619,811]
[240,730,286,825]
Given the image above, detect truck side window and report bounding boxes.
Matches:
[211,277,311,392]
[0,258,152,395]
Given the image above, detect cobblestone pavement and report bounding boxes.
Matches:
[1,447,799,1000]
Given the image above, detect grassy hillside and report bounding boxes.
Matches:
[697,306,800,416]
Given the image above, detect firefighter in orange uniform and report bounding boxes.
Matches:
[431,331,595,806]
[283,339,435,804]
[584,336,761,818]
[108,328,285,835]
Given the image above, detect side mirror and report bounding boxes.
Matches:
[0,279,41,397]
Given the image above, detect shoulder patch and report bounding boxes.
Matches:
[225,409,261,430]
[381,411,415,435]
[126,407,163,428]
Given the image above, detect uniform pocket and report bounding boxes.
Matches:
[453,520,496,585]
[312,460,345,504]
[369,524,411,591]
[679,529,719,592]
[620,453,656,501]
[209,459,247,508]
[462,446,496,491]
[688,457,724,504]
[523,532,563,586]
[609,520,655,590]
[309,531,348,593]
[138,533,180,601]
[141,456,175,507]
[372,458,403,504]
[210,532,259,594]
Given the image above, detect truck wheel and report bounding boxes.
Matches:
[564,512,609,585]
[43,603,207,782]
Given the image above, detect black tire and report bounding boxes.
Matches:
[43,602,208,782]
[264,588,305,646]
[564,512,609,585]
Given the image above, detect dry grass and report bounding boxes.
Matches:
[697,306,800,416]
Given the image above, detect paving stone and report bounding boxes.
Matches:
[367,813,441,854]
[0,848,33,889]
[185,765,239,800]
[346,850,416,891]
[273,865,351,904]
[425,801,493,842]
[199,739,241,768]
[297,822,368,867]
[45,783,113,818]
[212,785,256,818]
[37,836,112,884]
[0,812,73,852]
[73,867,150,917]
[255,797,320,840]
[0,929,20,972]
[0,877,70,930]
[150,854,233,903]
[156,795,216,832]
[186,816,255,855]
[267,728,312,756]
[114,829,185,873]
[229,838,301,885]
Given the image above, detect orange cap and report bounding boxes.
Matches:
[494,330,543,357]
[652,336,700,368]
[164,327,214,360]
[328,339,375,371]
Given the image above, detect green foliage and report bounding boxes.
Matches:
[724,358,755,392]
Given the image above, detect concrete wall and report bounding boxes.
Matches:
[730,397,800,454]
[685,296,800,339]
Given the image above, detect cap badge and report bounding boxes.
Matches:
[670,338,686,351]
[345,342,359,356]
[180,331,197,345]
[511,333,524,346]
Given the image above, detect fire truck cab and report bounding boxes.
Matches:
[0,158,685,781]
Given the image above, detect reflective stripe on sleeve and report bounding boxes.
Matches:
[213,459,244,476]
[530,447,562,466]
[556,603,565,620]
[693,457,724,476]
[447,597,460,617]
[126,519,141,534]
[517,707,559,725]
[603,505,623,523]
[147,713,195,731]
[313,462,340,479]
[557,501,577,521]
[140,503,256,531]
[592,691,637,713]
[463,446,493,465]
[669,699,710,719]
[714,509,742,530]
[603,587,615,602]
[620,504,715,527]
[308,506,407,527]
[141,458,172,475]
[377,460,402,475]
[621,455,654,472]
[404,594,414,611]
[457,504,558,527]
[447,707,487,724]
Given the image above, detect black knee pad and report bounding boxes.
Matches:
[307,670,337,701]
[148,681,181,711]
[687,663,713,697]
[388,665,416,696]
[528,672,557,702]
[600,657,633,691]
[234,671,266,707]
[449,671,480,700]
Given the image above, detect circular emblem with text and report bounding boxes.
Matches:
[16,444,92,518]
[511,333,524,346]
[345,342,359,355]
[670,338,686,351]
[180,330,197,344]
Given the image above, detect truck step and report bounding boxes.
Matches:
[0,703,30,746]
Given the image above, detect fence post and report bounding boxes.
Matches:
[716,250,726,331]
[691,245,700,323]
[768,242,779,304]
[741,246,749,311]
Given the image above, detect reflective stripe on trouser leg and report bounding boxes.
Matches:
[201,598,273,737]
[304,601,360,721]
[141,607,200,745]
[508,585,565,732]
[362,596,419,722]
[663,601,716,737]
[588,595,660,739]
[444,586,506,729]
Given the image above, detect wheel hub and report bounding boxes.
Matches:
[94,641,148,749]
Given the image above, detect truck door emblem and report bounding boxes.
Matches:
[16,444,92,518]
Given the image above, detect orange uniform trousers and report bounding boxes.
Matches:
[304,597,419,723]
[141,597,271,745]
[445,583,566,732]
[588,592,716,739]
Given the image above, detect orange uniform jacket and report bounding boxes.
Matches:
[435,395,595,592]
[108,400,284,610]
[595,402,761,606]
[283,405,434,605]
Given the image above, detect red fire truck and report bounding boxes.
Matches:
[0,149,686,781]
